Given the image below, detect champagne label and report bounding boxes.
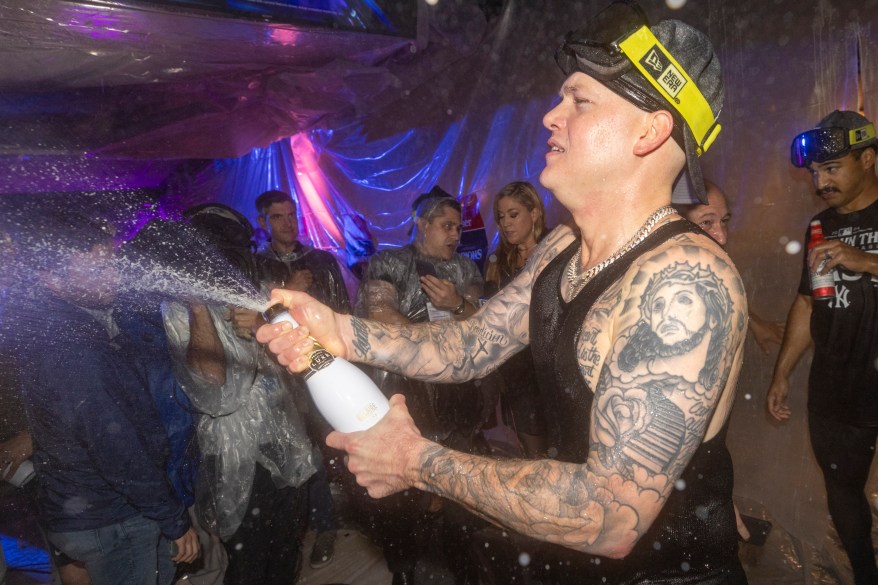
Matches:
[303,348,334,380]
[356,402,379,422]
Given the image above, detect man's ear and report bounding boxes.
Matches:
[859,146,877,170]
[633,110,675,156]
[257,215,268,232]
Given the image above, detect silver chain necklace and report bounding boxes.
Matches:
[565,205,677,299]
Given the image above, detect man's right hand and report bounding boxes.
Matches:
[766,378,791,421]
[173,527,201,564]
[256,289,348,373]
[326,394,427,499]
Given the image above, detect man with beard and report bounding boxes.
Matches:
[768,110,878,584]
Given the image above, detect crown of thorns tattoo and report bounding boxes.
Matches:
[641,261,732,324]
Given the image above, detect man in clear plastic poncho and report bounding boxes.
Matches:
[162,203,315,585]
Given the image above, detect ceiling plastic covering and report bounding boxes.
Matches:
[0,0,488,158]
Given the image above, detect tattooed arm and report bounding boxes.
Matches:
[327,234,748,558]
[258,226,578,382]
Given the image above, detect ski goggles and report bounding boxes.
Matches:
[790,123,877,167]
[555,0,721,156]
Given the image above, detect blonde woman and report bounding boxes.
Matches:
[485,181,548,458]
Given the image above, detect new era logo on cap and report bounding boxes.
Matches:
[639,45,687,100]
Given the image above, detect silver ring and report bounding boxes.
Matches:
[824,251,831,261]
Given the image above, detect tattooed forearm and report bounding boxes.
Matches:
[347,244,552,381]
[347,313,512,382]
[350,317,371,361]
[414,444,644,557]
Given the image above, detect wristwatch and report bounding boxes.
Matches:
[453,298,467,315]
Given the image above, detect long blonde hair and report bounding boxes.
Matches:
[485,181,546,288]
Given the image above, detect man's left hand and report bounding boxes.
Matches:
[810,240,878,276]
[228,307,264,340]
[420,275,462,312]
[172,527,201,564]
[325,394,426,499]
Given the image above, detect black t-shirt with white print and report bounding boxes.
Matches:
[798,198,878,426]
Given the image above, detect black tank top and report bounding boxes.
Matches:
[528,220,745,584]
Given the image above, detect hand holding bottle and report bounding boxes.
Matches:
[326,394,427,499]
[259,294,389,432]
[256,289,350,368]
[807,220,835,300]
[809,237,878,277]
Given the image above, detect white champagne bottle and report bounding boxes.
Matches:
[263,304,390,432]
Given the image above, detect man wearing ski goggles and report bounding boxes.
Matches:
[791,121,877,168]
[769,109,878,584]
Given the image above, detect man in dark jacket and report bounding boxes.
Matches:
[17,213,199,585]
[254,189,350,568]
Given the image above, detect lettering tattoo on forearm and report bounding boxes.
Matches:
[349,314,502,381]
[350,317,371,361]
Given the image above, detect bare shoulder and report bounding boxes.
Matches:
[482,223,577,313]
